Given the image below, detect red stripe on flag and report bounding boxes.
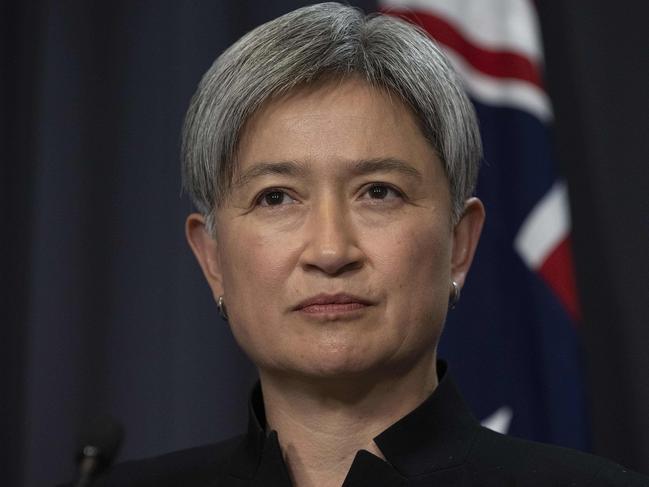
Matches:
[383,8,544,89]
[538,236,582,323]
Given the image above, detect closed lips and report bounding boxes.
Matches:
[294,293,373,310]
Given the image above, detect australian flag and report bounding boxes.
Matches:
[381,0,589,451]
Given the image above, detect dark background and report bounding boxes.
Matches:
[2,1,648,485]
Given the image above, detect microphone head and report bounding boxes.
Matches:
[76,414,124,472]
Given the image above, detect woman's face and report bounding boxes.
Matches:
[188,78,483,380]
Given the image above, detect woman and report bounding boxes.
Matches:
[91,3,647,486]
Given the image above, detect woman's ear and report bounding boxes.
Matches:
[450,197,485,288]
[185,213,224,299]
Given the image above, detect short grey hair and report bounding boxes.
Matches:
[182,2,481,232]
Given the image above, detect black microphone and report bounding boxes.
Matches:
[74,415,124,487]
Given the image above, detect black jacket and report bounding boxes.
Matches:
[80,363,648,486]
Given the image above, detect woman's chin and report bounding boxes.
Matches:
[266,346,399,384]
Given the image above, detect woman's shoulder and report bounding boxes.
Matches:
[467,427,649,486]
[75,435,244,487]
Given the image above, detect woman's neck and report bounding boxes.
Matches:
[258,356,439,487]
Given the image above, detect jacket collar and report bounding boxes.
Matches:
[227,361,480,482]
[373,361,479,476]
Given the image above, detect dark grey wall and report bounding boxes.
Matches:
[537,1,649,472]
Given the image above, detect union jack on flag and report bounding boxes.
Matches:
[381,0,588,450]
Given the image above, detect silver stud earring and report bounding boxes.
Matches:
[217,295,229,321]
[449,281,461,309]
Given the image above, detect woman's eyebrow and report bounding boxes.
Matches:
[234,161,308,187]
[234,157,423,187]
[350,158,423,181]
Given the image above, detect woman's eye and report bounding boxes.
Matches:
[257,189,296,207]
[362,184,402,200]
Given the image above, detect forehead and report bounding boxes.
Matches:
[233,78,444,184]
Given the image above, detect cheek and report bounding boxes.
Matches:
[217,228,294,363]
[412,224,451,285]
[219,223,306,355]
[367,217,452,331]
[222,227,296,304]
[370,217,451,285]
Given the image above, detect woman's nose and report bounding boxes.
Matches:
[299,198,365,276]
